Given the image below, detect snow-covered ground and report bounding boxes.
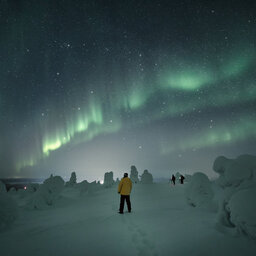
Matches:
[1,182,256,256]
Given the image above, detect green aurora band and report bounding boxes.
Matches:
[160,116,256,154]
[16,49,256,171]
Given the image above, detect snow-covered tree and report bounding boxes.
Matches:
[104,171,114,188]
[227,186,256,239]
[214,154,256,239]
[213,155,255,188]
[185,172,214,208]
[31,175,65,210]
[140,170,153,184]
[130,165,139,183]
[66,172,77,187]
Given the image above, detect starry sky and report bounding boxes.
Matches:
[1,0,256,181]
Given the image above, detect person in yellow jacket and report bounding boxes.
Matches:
[118,173,132,214]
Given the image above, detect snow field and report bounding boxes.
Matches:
[1,182,256,256]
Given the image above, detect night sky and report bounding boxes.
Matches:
[1,0,256,181]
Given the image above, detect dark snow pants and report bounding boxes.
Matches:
[119,195,131,213]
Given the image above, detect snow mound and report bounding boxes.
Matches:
[0,194,18,230]
[140,170,153,184]
[228,186,256,239]
[185,172,214,208]
[31,175,65,210]
[0,180,6,193]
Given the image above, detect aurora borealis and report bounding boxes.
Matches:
[1,1,256,180]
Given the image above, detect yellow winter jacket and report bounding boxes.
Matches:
[118,177,132,195]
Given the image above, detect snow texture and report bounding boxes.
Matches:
[0,194,18,230]
[1,182,256,256]
[185,172,214,208]
[140,169,153,184]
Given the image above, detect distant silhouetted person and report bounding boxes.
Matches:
[118,173,132,214]
[171,175,176,185]
[180,175,185,184]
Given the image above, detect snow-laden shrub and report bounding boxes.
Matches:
[140,170,153,184]
[130,165,139,183]
[104,171,114,188]
[0,181,6,193]
[227,186,256,239]
[66,172,77,187]
[185,172,214,208]
[0,194,18,230]
[31,175,64,209]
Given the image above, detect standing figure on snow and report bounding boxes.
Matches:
[171,175,176,185]
[118,173,132,214]
[179,175,185,184]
